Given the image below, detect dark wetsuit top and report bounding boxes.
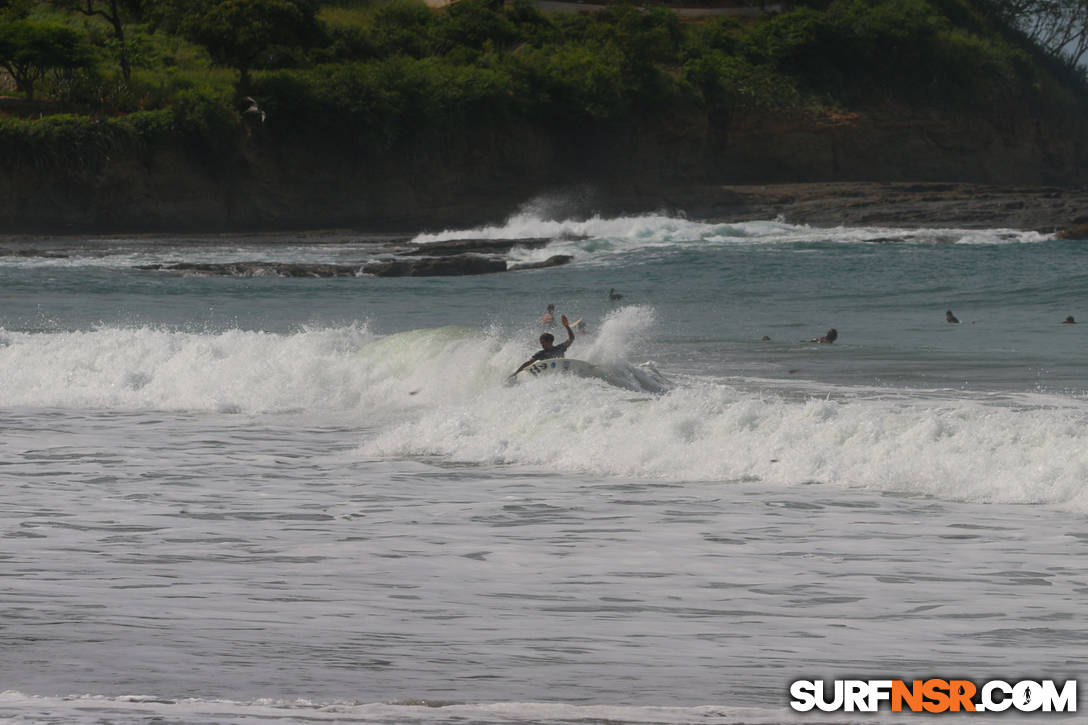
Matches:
[532,341,570,361]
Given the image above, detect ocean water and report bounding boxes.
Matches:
[1,209,1086,724]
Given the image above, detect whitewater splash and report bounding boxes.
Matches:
[3,308,1087,511]
[0,308,660,412]
[409,207,1052,256]
[362,370,1088,511]
[0,324,383,413]
[0,211,1052,275]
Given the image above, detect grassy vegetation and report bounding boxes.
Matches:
[1,0,1085,160]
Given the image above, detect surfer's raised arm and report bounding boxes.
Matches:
[560,315,575,346]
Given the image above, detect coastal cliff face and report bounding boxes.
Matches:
[2,107,1085,233]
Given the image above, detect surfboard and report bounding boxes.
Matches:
[525,358,602,379]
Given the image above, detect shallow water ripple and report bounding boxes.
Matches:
[2,409,1084,709]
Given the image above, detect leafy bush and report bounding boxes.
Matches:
[510,41,626,119]
[432,0,519,55]
[737,0,1059,108]
[251,56,516,148]
[683,50,800,110]
[2,0,1085,168]
[0,107,173,170]
[170,84,238,147]
[360,0,435,58]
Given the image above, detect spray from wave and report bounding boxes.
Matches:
[0,324,380,413]
[361,375,1088,511]
[409,204,1052,256]
[0,308,659,414]
[3,309,1086,511]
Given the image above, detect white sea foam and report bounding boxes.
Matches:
[0,214,1050,273]
[410,210,1051,256]
[0,324,381,413]
[3,310,1086,511]
[361,372,1088,511]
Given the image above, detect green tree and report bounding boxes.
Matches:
[985,0,1088,67]
[51,0,144,82]
[177,0,323,91]
[0,21,93,100]
[0,0,33,20]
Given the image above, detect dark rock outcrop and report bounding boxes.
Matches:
[395,238,555,256]
[362,256,508,276]
[1056,224,1088,240]
[135,262,362,277]
[508,255,574,270]
[692,182,1088,232]
[0,248,69,258]
[133,239,578,278]
[135,257,516,277]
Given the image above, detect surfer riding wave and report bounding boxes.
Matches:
[512,314,575,377]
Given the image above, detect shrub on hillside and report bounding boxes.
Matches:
[251,56,516,147]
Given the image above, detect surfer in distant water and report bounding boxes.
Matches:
[946,310,960,324]
[806,328,838,344]
[1062,315,1076,324]
[512,315,575,376]
[540,304,556,327]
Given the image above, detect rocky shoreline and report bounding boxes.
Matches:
[125,181,1088,278]
[5,182,1087,280]
[132,239,577,278]
[682,182,1088,234]
[5,182,1087,240]
[122,182,1088,247]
